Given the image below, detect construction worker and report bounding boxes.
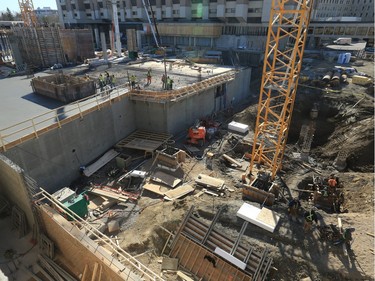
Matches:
[161,74,167,89]
[105,71,110,85]
[130,75,136,89]
[98,74,105,91]
[288,197,301,222]
[167,76,174,90]
[328,174,337,189]
[146,68,152,85]
[110,75,116,88]
[303,208,318,232]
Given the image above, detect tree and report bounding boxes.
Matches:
[4,8,14,21]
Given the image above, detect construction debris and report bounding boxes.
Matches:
[151,171,182,188]
[164,185,194,201]
[195,174,225,190]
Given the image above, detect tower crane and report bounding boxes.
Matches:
[18,0,38,27]
[243,0,313,202]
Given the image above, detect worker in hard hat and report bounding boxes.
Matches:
[303,208,318,232]
[288,197,301,222]
[130,74,136,89]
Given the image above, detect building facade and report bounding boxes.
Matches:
[56,0,374,62]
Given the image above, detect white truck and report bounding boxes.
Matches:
[333,38,352,45]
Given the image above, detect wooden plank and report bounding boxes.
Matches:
[83,149,119,177]
[222,154,242,168]
[81,264,88,281]
[164,185,194,201]
[195,174,225,190]
[123,138,163,152]
[177,271,194,281]
[151,171,181,188]
[91,263,99,281]
[86,188,128,202]
[143,183,168,196]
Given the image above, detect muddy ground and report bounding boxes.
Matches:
[85,58,374,281]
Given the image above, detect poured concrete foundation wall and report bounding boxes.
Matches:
[0,155,33,228]
[134,67,252,134]
[3,97,135,192]
[1,67,251,194]
[39,205,133,281]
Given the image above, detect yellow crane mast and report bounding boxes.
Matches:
[248,0,313,181]
[18,0,38,27]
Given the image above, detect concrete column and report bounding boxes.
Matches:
[94,27,100,49]
[111,0,122,57]
[136,30,143,51]
[109,29,115,55]
[100,31,108,60]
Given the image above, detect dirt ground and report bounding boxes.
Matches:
[84,58,374,281]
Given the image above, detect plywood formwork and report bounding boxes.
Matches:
[129,71,236,103]
[168,206,273,281]
[31,74,96,103]
[59,29,94,63]
[11,26,66,68]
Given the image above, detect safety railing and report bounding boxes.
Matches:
[0,70,236,152]
[35,188,165,281]
[0,83,130,152]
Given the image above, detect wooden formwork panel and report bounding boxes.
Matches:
[171,235,252,281]
[169,207,273,280]
[115,130,172,149]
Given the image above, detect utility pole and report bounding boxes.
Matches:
[111,0,122,57]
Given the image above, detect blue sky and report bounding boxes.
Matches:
[0,0,57,13]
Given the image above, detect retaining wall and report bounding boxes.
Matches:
[3,96,135,193]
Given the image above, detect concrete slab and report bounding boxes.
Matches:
[236,203,280,233]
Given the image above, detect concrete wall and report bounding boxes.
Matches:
[1,67,251,194]
[39,205,136,280]
[0,155,34,228]
[3,97,136,193]
[133,67,252,134]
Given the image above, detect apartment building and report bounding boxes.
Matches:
[56,0,374,59]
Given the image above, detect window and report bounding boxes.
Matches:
[86,13,92,17]
[98,2,103,8]
[84,3,91,9]
[71,4,76,9]
[225,8,235,13]
[173,10,179,14]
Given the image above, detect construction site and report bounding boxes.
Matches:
[0,0,374,281]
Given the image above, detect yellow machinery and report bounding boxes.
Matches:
[243,0,313,202]
[18,0,38,27]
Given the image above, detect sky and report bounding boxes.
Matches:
[0,0,57,13]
